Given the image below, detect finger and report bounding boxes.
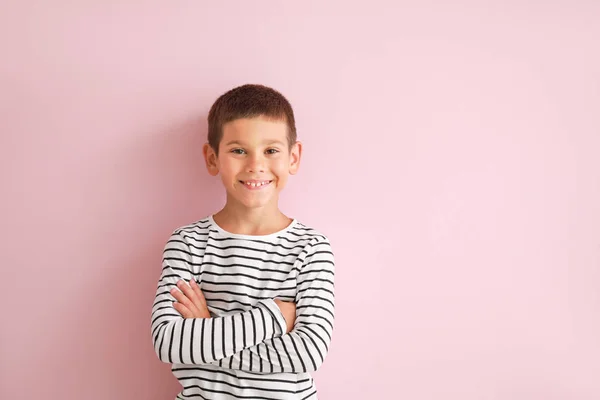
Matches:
[173,302,193,318]
[177,280,201,305]
[190,280,211,318]
[190,279,207,306]
[170,287,188,305]
[171,284,200,315]
[181,279,205,312]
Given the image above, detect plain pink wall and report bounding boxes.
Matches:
[2,2,599,399]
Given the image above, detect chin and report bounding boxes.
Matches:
[237,195,277,209]
[243,200,272,209]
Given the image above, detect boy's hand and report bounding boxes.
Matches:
[171,279,211,318]
[274,299,296,333]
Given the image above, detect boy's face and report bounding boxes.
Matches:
[203,116,301,211]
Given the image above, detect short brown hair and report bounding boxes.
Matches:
[207,84,297,154]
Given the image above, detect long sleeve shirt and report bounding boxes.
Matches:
[151,215,336,400]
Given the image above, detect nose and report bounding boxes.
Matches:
[246,152,266,173]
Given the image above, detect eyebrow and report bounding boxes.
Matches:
[225,140,286,146]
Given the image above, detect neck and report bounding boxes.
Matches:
[213,199,292,236]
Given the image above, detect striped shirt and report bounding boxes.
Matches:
[151,215,336,400]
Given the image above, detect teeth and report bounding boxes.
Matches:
[245,181,269,187]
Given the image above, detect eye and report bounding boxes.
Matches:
[230,148,246,155]
[265,148,279,155]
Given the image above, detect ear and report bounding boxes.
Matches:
[203,142,219,176]
[289,141,302,175]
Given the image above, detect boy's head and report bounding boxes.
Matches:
[207,84,297,155]
[203,84,302,210]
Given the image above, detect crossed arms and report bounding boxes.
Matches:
[151,232,336,374]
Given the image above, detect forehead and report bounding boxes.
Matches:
[221,117,288,144]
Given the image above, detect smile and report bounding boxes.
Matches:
[240,180,272,189]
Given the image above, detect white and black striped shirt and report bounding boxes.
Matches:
[151,215,336,400]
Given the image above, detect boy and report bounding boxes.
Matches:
[151,84,336,400]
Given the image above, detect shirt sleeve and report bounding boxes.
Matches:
[151,232,288,365]
[216,237,336,373]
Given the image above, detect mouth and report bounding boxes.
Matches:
[239,180,273,189]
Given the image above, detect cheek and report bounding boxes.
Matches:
[218,160,241,178]
[271,158,290,174]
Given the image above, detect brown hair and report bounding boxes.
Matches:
[207,84,297,154]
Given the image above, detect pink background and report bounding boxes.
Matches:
[2,2,599,399]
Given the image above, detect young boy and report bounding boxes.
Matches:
[151,84,336,400]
